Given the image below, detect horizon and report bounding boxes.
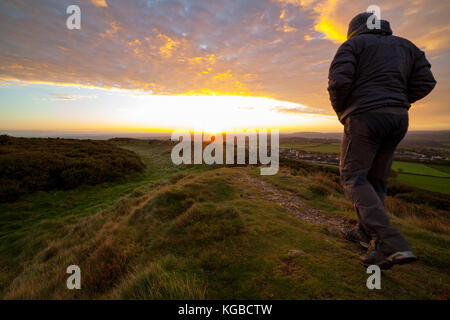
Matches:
[2,128,449,140]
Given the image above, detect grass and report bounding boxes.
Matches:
[392,161,450,178]
[0,139,448,299]
[390,161,450,193]
[395,173,450,194]
[427,164,450,174]
[0,139,211,296]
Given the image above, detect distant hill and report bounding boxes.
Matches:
[283,132,342,140]
[400,130,450,147]
[0,130,172,140]
[285,130,450,148]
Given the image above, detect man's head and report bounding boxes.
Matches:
[347,12,392,40]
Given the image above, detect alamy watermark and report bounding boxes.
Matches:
[367,5,381,30]
[366,265,381,290]
[66,5,81,30]
[171,129,279,175]
[66,264,81,289]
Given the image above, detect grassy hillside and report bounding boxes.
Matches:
[0,139,448,299]
[0,135,145,202]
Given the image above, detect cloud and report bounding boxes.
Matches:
[90,0,108,8]
[272,105,326,115]
[273,0,347,42]
[0,0,448,125]
[312,0,347,42]
[33,93,98,101]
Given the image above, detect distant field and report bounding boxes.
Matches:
[392,161,450,178]
[391,161,450,194]
[395,174,450,194]
[428,164,450,174]
[280,143,340,153]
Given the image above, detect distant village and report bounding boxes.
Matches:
[280,148,450,166]
[280,148,340,165]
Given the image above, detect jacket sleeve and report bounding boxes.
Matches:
[408,48,436,103]
[327,42,357,115]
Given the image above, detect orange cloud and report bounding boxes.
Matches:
[91,0,108,8]
[314,17,346,42]
[274,0,347,42]
[158,34,179,58]
[0,0,448,130]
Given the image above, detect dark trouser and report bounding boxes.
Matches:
[340,107,411,254]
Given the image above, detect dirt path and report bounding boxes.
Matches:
[241,174,356,234]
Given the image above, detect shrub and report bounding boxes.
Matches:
[309,182,333,196]
[0,136,145,202]
[388,181,450,210]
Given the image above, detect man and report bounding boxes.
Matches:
[327,12,436,269]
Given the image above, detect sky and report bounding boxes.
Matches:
[0,0,448,133]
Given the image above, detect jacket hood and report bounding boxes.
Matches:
[347,12,392,40]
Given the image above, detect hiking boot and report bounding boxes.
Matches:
[360,240,418,270]
[344,227,371,248]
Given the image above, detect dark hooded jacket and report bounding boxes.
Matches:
[328,12,436,123]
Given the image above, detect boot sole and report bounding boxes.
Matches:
[379,257,418,270]
[363,253,418,270]
[343,233,370,249]
[359,241,369,249]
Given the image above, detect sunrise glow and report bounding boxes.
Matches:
[0,0,448,133]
